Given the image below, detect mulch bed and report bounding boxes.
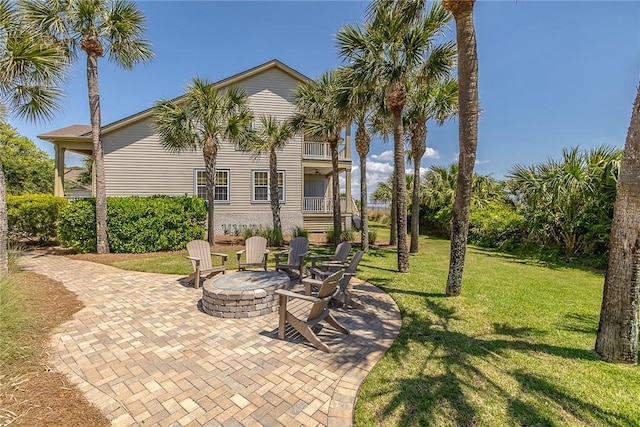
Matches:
[0,271,110,427]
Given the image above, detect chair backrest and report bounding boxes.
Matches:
[186,240,212,270]
[339,250,364,291]
[245,236,267,263]
[333,242,352,263]
[308,270,343,321]
[287,236,309,265]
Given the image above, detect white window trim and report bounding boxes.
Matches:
[193,168,230,204]
[251,170,285,204]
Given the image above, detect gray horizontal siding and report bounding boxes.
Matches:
[102,68,304,219]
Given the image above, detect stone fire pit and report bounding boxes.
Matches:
[202,271,290,318]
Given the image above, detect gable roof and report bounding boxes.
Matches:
[39,59,309,142]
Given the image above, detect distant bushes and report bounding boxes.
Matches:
[468,201,526,249]
[59,196,206,253]
[7,194,68,242]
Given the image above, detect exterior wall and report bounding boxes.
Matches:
[101,68,304,234]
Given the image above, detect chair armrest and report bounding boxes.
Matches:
[264,250,270,255]
[236,250,246,255]
[310,254,331,268]
[275,289,320,302]
[211,253,228,260]
[302,277,323,295]
[186,256,201,266]
[274,250,286,265]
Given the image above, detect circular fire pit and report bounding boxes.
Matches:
[202,271,290,318]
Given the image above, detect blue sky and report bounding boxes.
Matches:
[9,0,640,199]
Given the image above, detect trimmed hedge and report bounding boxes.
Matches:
[7,194,68,242]
[59,196,207,253]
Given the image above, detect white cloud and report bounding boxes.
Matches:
[475,159,490,165]
[424,147,440,160]
[370,150,394,161]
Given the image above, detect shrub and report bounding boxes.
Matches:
[291,225,308,238]
[59,196,207,253]
[242,226,257,241]
[260,226,284,247]
[369,209,391,224]
[341,228,355,242]
[325,228,335,243]
[469,201,526,249]
[368,230,377,246]
[7,194,68,242]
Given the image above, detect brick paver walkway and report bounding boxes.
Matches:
[20,254,401,426]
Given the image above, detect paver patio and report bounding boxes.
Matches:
[19,254,401,426]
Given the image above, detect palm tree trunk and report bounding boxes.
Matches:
[331,139,342,245]
[203,138,217,246]
[360,152,369,252]
[87,53,109,254]
[0,157,7,276]
[595,82,640,364]
[392,108,409,273]
[390,172,397,246]
[269,148,282,235]
[446,3,478,295]
[410,155,421,253]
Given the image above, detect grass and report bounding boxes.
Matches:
[99,231,640,426]
[0,272,36,369]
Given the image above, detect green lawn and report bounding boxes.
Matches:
[107,231,640,426]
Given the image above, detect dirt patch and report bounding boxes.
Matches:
[0,272,109,427]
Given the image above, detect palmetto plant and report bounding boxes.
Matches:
[21,0,154,254]
[153,79,253,245]
[239,114,293,244]
[0,0,67,274]
[336,0,452,272]
[291,71,348,245]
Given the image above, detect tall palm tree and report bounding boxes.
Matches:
[337,0,452,272]
[240,114,293,243]
[291,71,348,245]
[405,76,458,253]
[153,78,253,246]
[595,82,640,364]
[0,0,67,275]
[442,0,479,296]
[334,68,378,252]
[22,0,154,254]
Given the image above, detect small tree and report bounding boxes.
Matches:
[240,115,293,244]
[153,78,253,245]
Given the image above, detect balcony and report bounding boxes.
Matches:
[303,141,348,160]
[303,197,347,213]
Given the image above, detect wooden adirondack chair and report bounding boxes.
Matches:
[308,242,351,279]
[303,251,365,309]
[186,240,227,289]
[274,236,309,281]
[275,270,349,352]
[237,236,269,271]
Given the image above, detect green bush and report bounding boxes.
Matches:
[368,230,377,246]
[7,194,68,242]
[59,196,207,253]
[260,226,284,247]
[290,225,308,238]
[469,201,526,249]
[341,228,355,242]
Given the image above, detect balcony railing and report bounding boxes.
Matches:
[303,141,347,160]
[303,197,347,213]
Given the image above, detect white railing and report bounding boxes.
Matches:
[303,197,347,213]
[303,141,347,160]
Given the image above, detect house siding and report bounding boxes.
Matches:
[101,68,304,234]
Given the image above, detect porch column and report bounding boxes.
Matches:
[344,122,352,159]
[345,170,352,214]
[53,145,65,197]
[91,158,96,197]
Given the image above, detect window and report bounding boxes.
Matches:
[252,170,285,203]
[194,169,229,203]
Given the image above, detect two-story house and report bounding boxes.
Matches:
[39,60,354,235]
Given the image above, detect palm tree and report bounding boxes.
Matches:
[240,114,293,243]
[595,82,640,364]
[291,71,348,245]
[22,0,154,254]
[442,0,479,296]
[0,0,67,275]
[153,78,253,246]
[405,76,458,253]
[337,0,452,272]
